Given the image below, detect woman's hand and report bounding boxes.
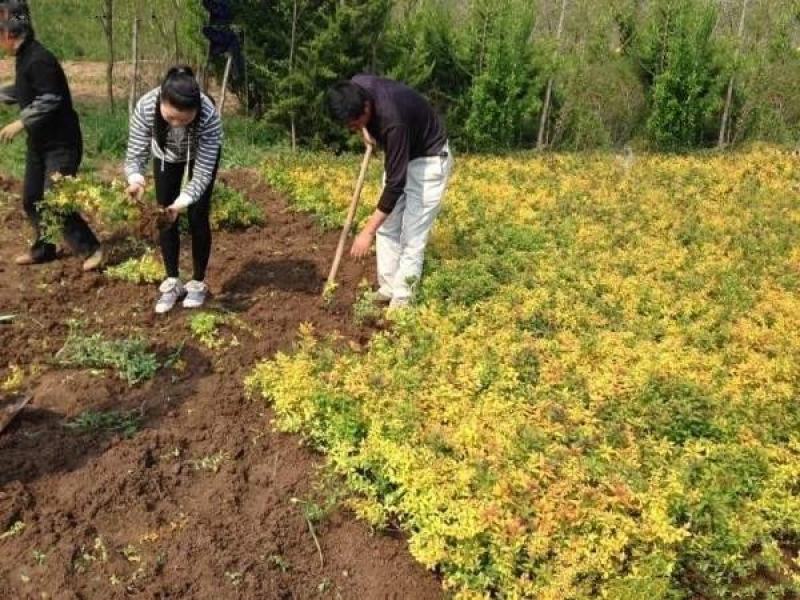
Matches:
[126,182,145,203]
[164,204,182,223]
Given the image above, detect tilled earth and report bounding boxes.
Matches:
[0,170,442,600]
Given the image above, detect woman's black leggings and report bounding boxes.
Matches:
[153,156,219,281]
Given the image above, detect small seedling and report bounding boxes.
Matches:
[291,498,324,567]
[32,549,47,566]
[0,521,25,540]
[73,537,108,574]
[121,544,142,563]
[189,451,229,473]
[162,341,187,377]
[160,447,181,461]
[266,554,291,572]
[322,281,338,308]
[188,312,251,350]
[1,365,24,392]
[65,409,143,438]
[225,570,244,587]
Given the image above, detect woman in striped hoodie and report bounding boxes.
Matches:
[124,66,223,314]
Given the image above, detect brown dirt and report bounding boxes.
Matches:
[0,171,443,599]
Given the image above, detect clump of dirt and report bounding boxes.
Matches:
[0,169,442,599]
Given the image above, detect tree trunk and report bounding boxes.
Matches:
[289,0,299,152]
[128,17,140,115]
[537,79,554,149]
[174,20,181,63]
[537,0,567,150]
[478,9,490,75]
[101,0,115,112]
[718,0,748,148]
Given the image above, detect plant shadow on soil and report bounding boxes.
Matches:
[0,170,443,599]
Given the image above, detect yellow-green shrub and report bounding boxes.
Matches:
[249,147,800,599]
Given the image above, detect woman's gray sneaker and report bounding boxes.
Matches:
[183,280,208,309]
[155,278,185,314]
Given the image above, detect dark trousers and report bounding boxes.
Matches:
[22,141,99,262]
[153,156,219,281]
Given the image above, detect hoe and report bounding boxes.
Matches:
[324,129,374,297]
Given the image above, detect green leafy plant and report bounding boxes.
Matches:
[40,176,138,244]
[189,451,229,473]
[188,311,251,349]
[352,280,383,325]
[211,182,265,230]
[105,251,166,284]
[65,409,143,438]
[56,323,160,385]
[0,521,25,540]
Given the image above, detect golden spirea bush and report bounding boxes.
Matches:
[251,146,800,599]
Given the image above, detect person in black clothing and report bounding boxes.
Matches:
[0,1,102,270]
[326,75,453,308]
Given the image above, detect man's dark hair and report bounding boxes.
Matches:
[0,1,34,39]
[325,81,370,123]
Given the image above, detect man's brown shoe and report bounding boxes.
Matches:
[82,247,104,272]
[14,253,36,266]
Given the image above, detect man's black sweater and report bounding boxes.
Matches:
[351,74,447,214]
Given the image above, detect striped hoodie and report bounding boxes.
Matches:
[125,88,223,209]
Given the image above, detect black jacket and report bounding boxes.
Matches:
[351,75,447,214]
[0,37,81,150]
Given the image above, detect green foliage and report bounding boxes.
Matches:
[8,0,800,151]
[65,409,143,438]
[57,323,160,385]
[27,0,205,63]
[248,149,800,599]
[0,521,26,540]
[0,107,28,179]
[240,0,393,148]
[220,115,285,169]
[105,251,165,284]
[462,0,539,150]
[638,0,724,150]
[189,451,229,473]
[352,280,383,325]
[211,183,265,230]
[78,105,131,161]
[188,312,227,349]
[40,176,137,244]
[262,150,383,230]
[188,311,250,349]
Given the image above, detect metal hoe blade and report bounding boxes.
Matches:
[0,394,32,435]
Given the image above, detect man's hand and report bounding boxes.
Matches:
[361,127,376,148]
[126,182,145,203]
[350,228,374,259]
[350,209,389,259]
[0,120,24,143]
